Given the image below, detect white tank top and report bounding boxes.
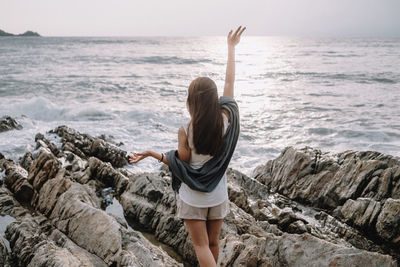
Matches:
[178,112,229,207]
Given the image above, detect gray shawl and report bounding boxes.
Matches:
[165,96,240,192]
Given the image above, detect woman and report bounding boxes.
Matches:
[129,25,246,267]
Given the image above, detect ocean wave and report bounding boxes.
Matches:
[261,71,398,84]
[4,97,115,122]
[131,56,212,65]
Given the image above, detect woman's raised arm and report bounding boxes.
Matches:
[223,26,246,98]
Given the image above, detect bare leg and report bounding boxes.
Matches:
[206,219,223,264]
[184,219,216,267]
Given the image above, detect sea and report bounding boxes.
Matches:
[0,36,399,176]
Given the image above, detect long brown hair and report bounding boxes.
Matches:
[186,77,224,157]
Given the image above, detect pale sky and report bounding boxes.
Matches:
[1,0,399,37]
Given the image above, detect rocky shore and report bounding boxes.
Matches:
[0,123,399,266]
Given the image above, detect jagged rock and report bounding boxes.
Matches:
[218,233,397,267]
[376,198,400,245]
[120,169,398,266]
[5,216,108,267]
[84,157,129,195]
[34,168,72,216]
[0,187,29,218]
[35,133,61,157]
[340,198,382,231]
[226,168,389,255]
[2,128,400,266]
[254,146,400,257]
[19,151,33,171]
[0,236,7,267]
[52,125,128,167]
[27,151,59,192]
[47,181,180,266]
[0,116,22,132]
[1,159,33,202]
[254,147,400,210]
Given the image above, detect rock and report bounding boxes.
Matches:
[84,157,129,195]
[254,147,400,210]
[1,159,34,202]
[28,151,60,192]
[0,116,22,132]
[120,169,398,266]
[226,168,387,255]
[0,29,40,37]
[254,146,400,257]
[217,232,397,267]
[47,181,180,266]
[18,31,40,37]
[0,236,8,267]
[1,127,399,266]
[5,216,107,267]
[376,198,400,245]
[52,125,128,167]
[0,187,29,218]
[340,198,382,231]
[35,133,61,157]
[19,151,34,171]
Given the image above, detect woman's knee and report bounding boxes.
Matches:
[208,238,219,247]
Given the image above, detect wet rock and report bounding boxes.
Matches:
[226,168,385,254]
[52,125,128,167]
[35,133,61,157]
[1,159,33,203]
[254,146,400,258]
[0,116,22,132]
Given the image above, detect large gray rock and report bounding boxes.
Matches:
[2,128,400,266]
[1,159,33,202]
[376,198,400,245]
[0,116,22,132]
[52,125,128,167]
[120,169,398,266]
[254,147,400,209]
[5,216,108,267]
[218,232,397,267]
[254,146,400,256]
[340,198,382,231]
[0,236,8,267]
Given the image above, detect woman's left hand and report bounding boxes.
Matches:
[129,151,151,164]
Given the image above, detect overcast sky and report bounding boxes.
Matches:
[1,0,399,37]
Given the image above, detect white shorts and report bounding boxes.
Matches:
[176,194,230,220]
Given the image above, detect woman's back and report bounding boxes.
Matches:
[178,111,230,207]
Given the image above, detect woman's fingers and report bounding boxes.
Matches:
[238,26,246,36]
[233,26,242,37]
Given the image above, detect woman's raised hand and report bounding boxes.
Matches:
[128,151,150,164]
[227,26,246,47]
